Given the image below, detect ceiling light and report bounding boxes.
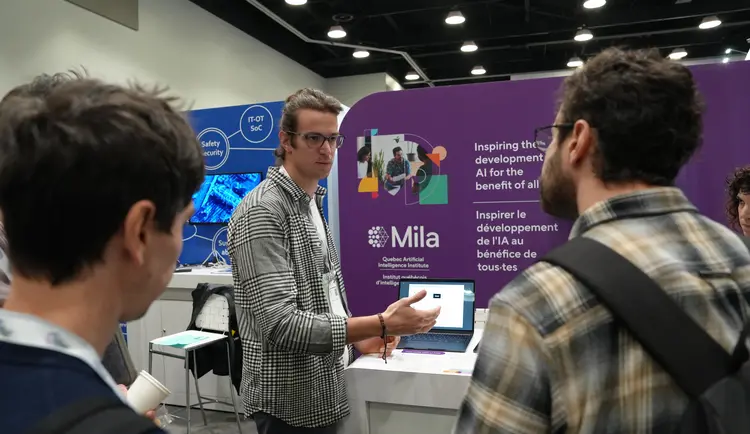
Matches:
[722,57,730,63]
[668,48,688,60]
[461,41,478,52]
[405,71,420,81]
[471,65,486,75]
[574,29,594,42]
[725,48,732,54]
[445,11,466,25]
[285,0,307,5]
[327,25,346,39]
[352,49,370,58]
[699,16,721,29]
[582,0,606,9]
[567,57,584,68]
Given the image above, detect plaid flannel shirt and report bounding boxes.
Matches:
[228,166,354,428]
[0,222,9,303]
[455,187,750,433]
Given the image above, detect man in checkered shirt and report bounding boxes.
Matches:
[228,88,440,434]
[455,48,750,433]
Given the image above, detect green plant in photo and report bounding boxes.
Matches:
[371,150,386,183]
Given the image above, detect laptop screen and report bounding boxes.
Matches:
[398,279,475,332]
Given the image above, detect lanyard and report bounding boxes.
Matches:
[0,309,131,407]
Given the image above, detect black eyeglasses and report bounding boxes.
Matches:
[533,123,573,152]
[284,131,345,149]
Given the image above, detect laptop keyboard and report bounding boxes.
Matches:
[402,333,472,344]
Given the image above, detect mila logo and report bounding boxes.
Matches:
[368,226,389,248]
[368,225,440,248]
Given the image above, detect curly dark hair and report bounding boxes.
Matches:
[558,47,704,186]
[726,166,750,230]
[357,145,371,162]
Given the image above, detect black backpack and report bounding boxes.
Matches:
[542,236,750,434]
[27,397,161,434]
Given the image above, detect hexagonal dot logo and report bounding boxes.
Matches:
[367,226,389,248]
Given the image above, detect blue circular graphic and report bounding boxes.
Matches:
[212,227,230,264]
[182,224,197,242]
[239,105,274,144]
[197,127,230,171]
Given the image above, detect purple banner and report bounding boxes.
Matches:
[338,61,750,316]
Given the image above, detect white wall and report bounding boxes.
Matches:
[326,73,397,107]
[0,0,325,109]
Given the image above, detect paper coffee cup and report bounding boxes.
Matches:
[127,370,171,414]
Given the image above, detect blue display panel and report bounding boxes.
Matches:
[190,172,262,224]
[179,101,330,266]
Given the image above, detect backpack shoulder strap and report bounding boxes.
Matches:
[541,236,735,398]
[28,396,159,434]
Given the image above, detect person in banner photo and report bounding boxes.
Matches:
[228,88,440,434]
[384,145,412,190]
[727,166,750,236]
[0,73,204,433]
[356,145,371,179]
[455,47,750,433]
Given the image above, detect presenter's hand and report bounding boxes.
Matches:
[382,290,440,336]
[118,384,156,420]
[356,336,400,356]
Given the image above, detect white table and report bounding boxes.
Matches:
[342,330,483,434]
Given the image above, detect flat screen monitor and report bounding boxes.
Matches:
[189,172,262,224]
[398,279,476,332]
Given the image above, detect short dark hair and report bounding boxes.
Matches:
[0,78,205,285]
[558,47,704,186]
[0,69,87,104]
[393,147,402,156]
[727,166,750,230]
[275,88,342,164]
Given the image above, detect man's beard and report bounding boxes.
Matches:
[539,150,579,220]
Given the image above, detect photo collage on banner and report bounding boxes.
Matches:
[179,102,330,266]
[338,61,750,316]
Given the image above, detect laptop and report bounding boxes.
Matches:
[396,278,476,353]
